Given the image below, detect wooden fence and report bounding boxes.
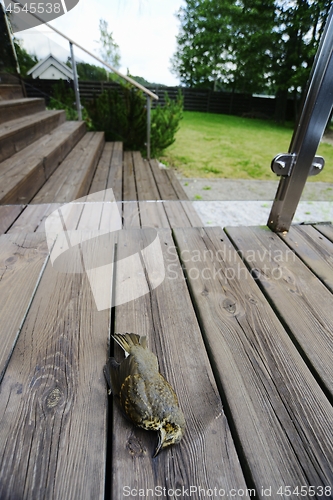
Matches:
[24,78,295,120]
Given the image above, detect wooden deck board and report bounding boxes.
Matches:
[31,132,104,204]
[226,225,333,401]
[132,151,160,200]
[164,169,188,199]
[181,200,203,226]
[313,222,333,242]
[163,200,192,227]
[111,228,247,496]
[88,142,114,195]
[173,226,333,494]
[122,151,137,201]
[7,203,62,233]
[0,233,49,381]
[149,159,178,200]
[138,201,170,228]
[279,224,333,293]
[0,205,24,234]
[123,201,141,228]
[0,240,109,499]
[106,141,122,201]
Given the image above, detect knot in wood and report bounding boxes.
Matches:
[5,255,18,266]
[46,387,62,408]
[223,298,237,315]
[126,436,146,458]
[245,294,258,305]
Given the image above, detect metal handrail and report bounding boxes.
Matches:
[5,0,158,157]
[268,5,333,232]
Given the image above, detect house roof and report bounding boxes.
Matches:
[27,54,74,79]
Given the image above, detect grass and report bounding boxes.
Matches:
[161,111,333,182]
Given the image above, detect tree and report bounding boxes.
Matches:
[98,18,121,73]
[171,0,236,89]
[0,4,18,74]
[76,62,109,81]
[270,0,331,121]
[14,39,38,77]
[228,0,276,93]
[171,0,331,117]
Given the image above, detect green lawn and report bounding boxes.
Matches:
[161,111,333,182]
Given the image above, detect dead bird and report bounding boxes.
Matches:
[104,333,185,457]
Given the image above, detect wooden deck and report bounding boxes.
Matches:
[0,219,332,499]
[0,139,202,230]
[1,96,332,499]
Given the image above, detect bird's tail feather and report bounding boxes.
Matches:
[112,333,147,353]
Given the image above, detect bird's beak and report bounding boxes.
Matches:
[153,428,166,458]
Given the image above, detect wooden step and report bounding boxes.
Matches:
[31,132,105,204]
[0,205,25,235]
[0,121,86,205]
[0,84,24,101]
[0,98,45,125]
[0,110,66,163]
[7,204,61,234]
[89,142,123,200]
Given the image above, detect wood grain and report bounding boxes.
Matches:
[31,132,104,204]
[181,200,202,227]
[314,222,333,243]
[139,201,169,228]
[149,159,178,200]
[7,204,62,234]
[0,98,45,125]
[123,201,141,228]
[163,200,192,227]
[123,151,137,201]
[110,228,247,497]
[227,225,333,400]
[0,236,109,499]
[0,122,85,204]
[132,151,160,200]
[164,169,188,200]
[279,224,333,293]
[88,142,114,195]
[0,205,24,234]
[174,226,333,495]
[0,233,49,381]
[0,110,66,163]
[107,141,123,201]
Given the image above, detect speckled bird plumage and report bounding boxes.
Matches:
[104,333,185,456]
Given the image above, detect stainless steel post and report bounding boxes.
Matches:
[69,42,82,121]
[147,95,151,160]
[268,6,333,232]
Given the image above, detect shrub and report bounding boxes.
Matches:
[49,81,184,158]
[85,83,147,150]
[150,90,183,157]
[48,80,91,125]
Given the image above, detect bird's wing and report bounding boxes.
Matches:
[104,357,121,395]
[118,354,141,384]
[120,373,153,426]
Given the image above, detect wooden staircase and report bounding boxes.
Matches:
[0,90,202,232]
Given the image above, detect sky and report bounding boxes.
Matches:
[15,0,184,86]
